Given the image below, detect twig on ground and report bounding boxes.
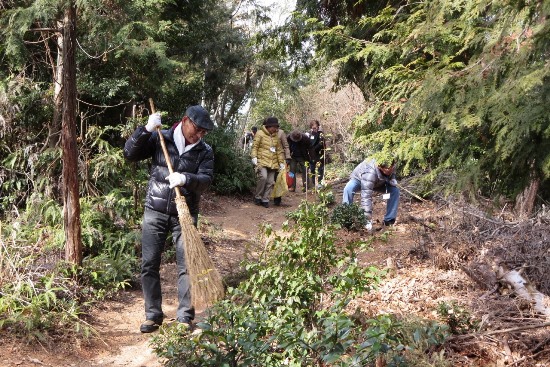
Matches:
[448,321,550,341]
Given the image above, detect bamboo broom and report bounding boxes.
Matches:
[149,99,224,310]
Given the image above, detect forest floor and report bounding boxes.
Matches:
[1,180,549,367]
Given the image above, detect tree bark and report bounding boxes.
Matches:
[514,177,540,219]
[61,2,82,265]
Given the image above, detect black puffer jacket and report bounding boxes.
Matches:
[123,124,214,216]
[308,130,325,161]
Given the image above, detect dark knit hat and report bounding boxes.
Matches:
[289,130,302,142]
[185,105,214,131]
[263,117,279,127]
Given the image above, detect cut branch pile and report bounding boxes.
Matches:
[364,189,550,366]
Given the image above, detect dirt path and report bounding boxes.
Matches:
[0,185,474,367]
[0,190,311,367]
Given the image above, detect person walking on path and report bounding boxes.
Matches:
[273,127,291,206]
[308,119,325,189]
[123,105,214,333]
[251,117,286,208]
[287,129,313,192]
[241,126,257,151]
[342,155,400,231]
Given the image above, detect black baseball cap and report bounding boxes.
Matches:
[185,105,214,131]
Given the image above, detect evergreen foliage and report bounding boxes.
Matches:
[281,0,549,202]
[205,127,256,195]
[330,202,367,231]
[0,0,266,338]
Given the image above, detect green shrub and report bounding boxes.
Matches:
[330,203,367,231]
[151,200,447,366]
[437,301,478,335]
[205,127,256,195]
[0,262,93,340]
[317,185,335,206]
[0,189,140,340]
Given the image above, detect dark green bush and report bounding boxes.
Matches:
[205,127,256,195]
[330,203,367,231]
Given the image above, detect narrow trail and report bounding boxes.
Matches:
[1,190,312,367]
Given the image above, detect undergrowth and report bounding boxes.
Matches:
[151,200,450,366]
[0,191,141,342]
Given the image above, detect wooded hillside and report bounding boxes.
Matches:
[0,0,549,366]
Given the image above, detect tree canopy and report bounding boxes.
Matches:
[1,0,548,216]
[271,0,549,202]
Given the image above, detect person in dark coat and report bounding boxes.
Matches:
[287,129,313,192]
[308,119,325,189]
[241,126,257,151]
[123,105,214,333]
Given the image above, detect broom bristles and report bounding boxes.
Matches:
[176,197,225,310]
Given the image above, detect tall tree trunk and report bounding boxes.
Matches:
[61,2,82,265]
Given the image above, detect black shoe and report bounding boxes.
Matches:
[262,201,269,208]
[383,219,395,226]
[176,316,193,328]
[140,318,163,333]
[274,197,281,206]
[254,198,262,205]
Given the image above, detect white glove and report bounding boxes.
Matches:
[389,178,397,186]
[145,112,162,132]
[279,163,285,172]
[165,172,186,188]
[365,220,373,231]
[252,157,258,166]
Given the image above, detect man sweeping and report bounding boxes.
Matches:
[123,105,214,333]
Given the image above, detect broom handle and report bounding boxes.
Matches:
[149,98,182,198]
[396,182,426,202]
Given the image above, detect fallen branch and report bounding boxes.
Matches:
[494,264,550,318]
[484,321,550,336]
[448,321,550,341]
[434,195,519,226]
[396,183,426,202]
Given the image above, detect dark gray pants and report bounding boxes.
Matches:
[141,208,196,322]
[289,158,310,190]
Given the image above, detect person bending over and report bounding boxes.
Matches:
[342,156,400,230]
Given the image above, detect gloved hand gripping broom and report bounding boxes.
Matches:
[149,99,224,310]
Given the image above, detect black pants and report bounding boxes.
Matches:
[140,208,196,322]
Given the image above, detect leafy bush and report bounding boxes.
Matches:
[205,127,256,195]
[317,185,335,206]
[151,200,448,366]
[437,301,478,335]
[0,189,140,340]
[0,259,92,340]
[330,203,367,230]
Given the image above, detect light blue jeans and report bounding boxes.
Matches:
[342,178,400,223]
